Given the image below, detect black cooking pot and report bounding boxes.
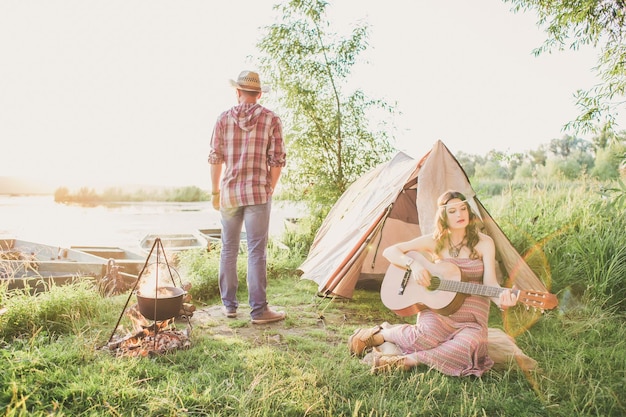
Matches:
[136,286,185,321]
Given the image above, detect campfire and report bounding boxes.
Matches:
[103,237,194,357]
[104,285,195,357]
[105,307,192,357]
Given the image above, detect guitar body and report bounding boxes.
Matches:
[380,252,468,317]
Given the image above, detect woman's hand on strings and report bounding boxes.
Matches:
[412,267,431,288]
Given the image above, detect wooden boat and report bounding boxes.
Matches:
[139,233,208,254]
[71,246,147,277]
[71,246,150,296]
[197,228,222,244]
[0,238,107,292]
[197,228,247,252]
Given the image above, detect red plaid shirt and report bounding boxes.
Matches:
[209,103,286,208]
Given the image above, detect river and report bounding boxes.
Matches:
[0,195,304,253]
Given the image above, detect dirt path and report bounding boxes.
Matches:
[187,304,348,347]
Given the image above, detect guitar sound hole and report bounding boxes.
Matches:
[428,277,441,291]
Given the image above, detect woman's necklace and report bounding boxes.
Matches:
[448,237,466,258]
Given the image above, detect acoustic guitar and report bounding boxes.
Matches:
[380,251,558,317]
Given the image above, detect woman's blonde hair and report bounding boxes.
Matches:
[433,190,480,259]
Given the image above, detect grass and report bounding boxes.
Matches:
[1,180,625,416]
[2,277,624,416]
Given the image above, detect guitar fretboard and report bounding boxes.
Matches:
[433,277,517,298]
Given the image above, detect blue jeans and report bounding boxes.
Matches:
[219,199,271,318]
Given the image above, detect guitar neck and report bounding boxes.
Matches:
[435,278,511,298]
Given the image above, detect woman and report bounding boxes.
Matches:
[348,190,518,376]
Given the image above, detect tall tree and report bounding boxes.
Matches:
[505,0,626,136]
[548,135,593,157]
[257,0,395,214]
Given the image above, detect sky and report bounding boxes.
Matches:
[0,0,619,189]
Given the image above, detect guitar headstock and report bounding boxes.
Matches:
[517,289,559,312]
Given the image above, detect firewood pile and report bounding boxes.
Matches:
[105,320,191,357]
[104,303,192,357]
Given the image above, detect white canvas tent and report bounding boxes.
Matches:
[299,140,547,299]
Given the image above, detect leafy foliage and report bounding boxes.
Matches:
[505,0,626,135]
[53,185,210,204]
[175,248,221,301]
[257,0,395,215]
[466,127,626,183]
[600,177,626,210]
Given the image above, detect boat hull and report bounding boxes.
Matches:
[71,246,147,276]
[139,234,208,254]
[197,228,247,253]
[1,238,107,291]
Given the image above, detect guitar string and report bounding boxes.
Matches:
[436,278,502,297]
[386,267,547,311]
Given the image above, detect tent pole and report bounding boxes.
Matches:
[369,204,393,269]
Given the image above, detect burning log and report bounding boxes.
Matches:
[126,303,152,329]
[105,313,191,357]
[105,324,191,357]
[104,302,193,357]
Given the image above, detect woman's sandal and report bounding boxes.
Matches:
[370,354,411,374]
[348,325,383,357]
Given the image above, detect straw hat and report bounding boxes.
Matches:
[229,70,268,93]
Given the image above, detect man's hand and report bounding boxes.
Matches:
[211,192,220,211]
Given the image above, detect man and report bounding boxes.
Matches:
[208,70,286,324]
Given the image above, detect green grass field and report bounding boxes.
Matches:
[1,181,625,416]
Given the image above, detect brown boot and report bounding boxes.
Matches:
[370,354,411,374]
[348,325,384,357]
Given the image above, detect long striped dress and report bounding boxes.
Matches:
[384,258,494,377]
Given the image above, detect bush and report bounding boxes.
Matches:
[176,248,221,302]
[0,281,105,339]
[592,144,626,180]
[483,180,626,313]
[176,234,308,305]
